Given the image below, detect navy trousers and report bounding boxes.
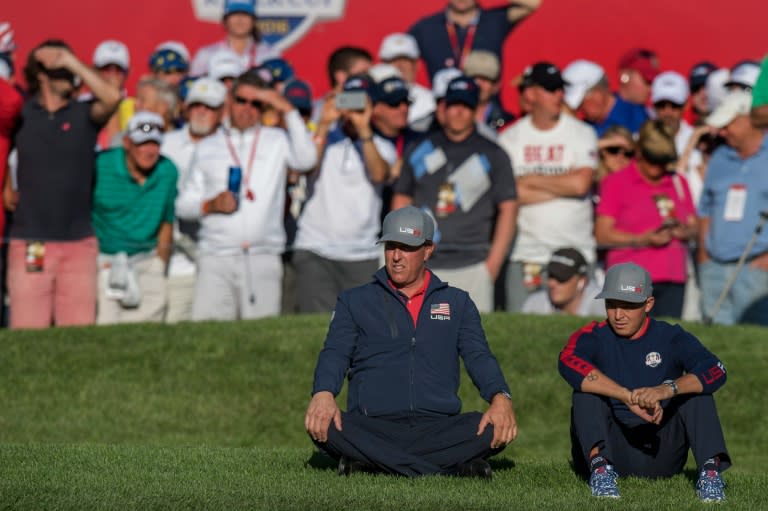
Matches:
[570,392,731,478]
[314,411,504,477]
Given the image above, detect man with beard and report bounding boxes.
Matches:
[161,77,227,322]
[6,40,120,328]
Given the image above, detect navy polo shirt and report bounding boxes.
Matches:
[409,7,517,81]
[12,98,103,241]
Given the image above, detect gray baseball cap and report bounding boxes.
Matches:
[595,263,653,303]
[378,206,434,247]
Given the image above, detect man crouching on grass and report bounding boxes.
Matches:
[305,206,517,478]
[558,262,731,501]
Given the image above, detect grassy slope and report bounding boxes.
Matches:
[0,314,766,509]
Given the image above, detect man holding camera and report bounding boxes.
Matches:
[175,72,316,321]
[292,74,396,313]
[6,40,120,328]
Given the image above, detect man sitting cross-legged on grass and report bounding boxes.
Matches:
[558,262,731,501]
[305,206,517,478]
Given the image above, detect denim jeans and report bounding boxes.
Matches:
[699,259,768,325]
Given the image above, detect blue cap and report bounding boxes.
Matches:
[373,76,410,106]
[284,79,312,112]
[149,48,189,73]
[224,0,256,17]
[177,75,196,102]
[342,74,374,96]
[689,61,717,91]
[444,75,479,108]
[261,58,294,83]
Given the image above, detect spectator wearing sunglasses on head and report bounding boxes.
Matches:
[175,71,316,321]
[92,111,178,324]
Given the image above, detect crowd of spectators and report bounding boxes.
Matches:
[0,0,767,328]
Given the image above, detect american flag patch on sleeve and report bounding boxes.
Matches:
[430,303,451,320]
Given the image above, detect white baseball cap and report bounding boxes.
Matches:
[185,77,227,108]
[93,40,130,70]
[562,59,605,110]
[208,50,243,81]
[706,68,731,112]
[705,90,753,128]
[379,33,420,61]
[368,63,401,83]
[651,71,689,106]
[724,60,761,89]
[432,67,463,99]
[126,111,165,144]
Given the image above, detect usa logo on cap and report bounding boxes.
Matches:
[192,0,347,51]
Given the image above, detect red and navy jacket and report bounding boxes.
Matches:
[559,318,726,425]
[312,268,510,418]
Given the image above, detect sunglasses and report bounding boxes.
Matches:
[132,123,164,134]
[601,146,634,158]
[653,100,683,110]
[384,99,411,108]
[234,96,264,109]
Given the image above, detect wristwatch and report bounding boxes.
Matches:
[496,391,513,401]
[662,379,679,396]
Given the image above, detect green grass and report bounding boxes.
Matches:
[0,314,766,509]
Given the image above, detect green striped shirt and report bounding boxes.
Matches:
[92,148,178,255]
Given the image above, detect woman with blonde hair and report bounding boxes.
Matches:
[595,120,697,317]
[596,125,635,181]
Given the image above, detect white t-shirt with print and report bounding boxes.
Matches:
[498,114,598,264]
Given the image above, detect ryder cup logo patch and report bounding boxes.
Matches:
[430,303,451,321]
[192,0,347,51]
[645,351,662,368]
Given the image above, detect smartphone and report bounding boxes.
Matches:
[335,91,367,111]
[656,218,680,232]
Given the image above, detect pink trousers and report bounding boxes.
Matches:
[8,237,98,329]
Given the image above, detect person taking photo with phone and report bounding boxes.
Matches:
[292,74,396,313]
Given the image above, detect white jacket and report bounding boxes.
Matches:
[175,110,316,255]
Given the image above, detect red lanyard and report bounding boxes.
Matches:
[446,22,477,69]
[396,135,405,157]
[224,127,261,201]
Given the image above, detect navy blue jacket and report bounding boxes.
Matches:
[559,318,727,426]
[312,268,510,418]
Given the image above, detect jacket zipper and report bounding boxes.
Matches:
[409,335,416,414]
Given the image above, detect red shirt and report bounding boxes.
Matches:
[388,270,432,327]
[0,80,23,243]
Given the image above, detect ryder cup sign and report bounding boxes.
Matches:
[193,0,347,50]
